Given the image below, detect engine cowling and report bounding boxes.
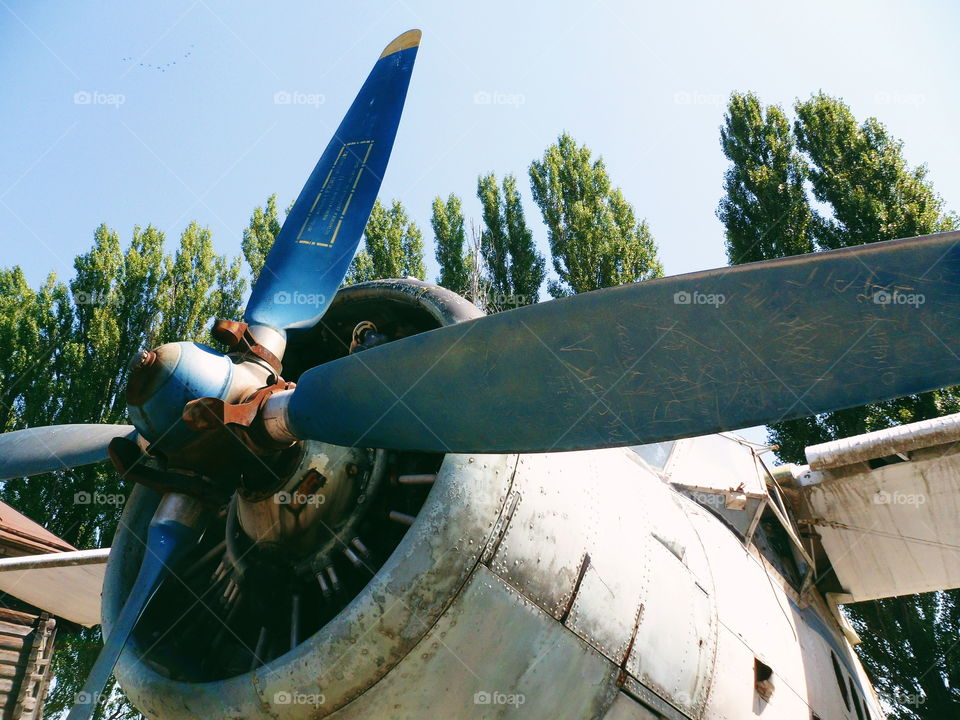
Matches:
[104,279,720,720]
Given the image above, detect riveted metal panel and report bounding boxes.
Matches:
[489,446,718,706]
[324,565,620,719]
[489,451,603,618]
[620,677,693,720]
[602,692,659,720]
[687,487,815,720]
[622,485,719,719]
[488,449,666,666]
[564,450,656,664]
[626,539,716,717]
[647,489,714,591]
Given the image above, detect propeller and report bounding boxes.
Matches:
[0,424,136,481]
[244,28,421,335]
[260,229,960,453]
[54,30,425,719]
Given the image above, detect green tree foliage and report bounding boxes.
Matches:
[242,193,283,282]
[718,91,960,719]
[477,174,509,301]
[0,219,245,719]
[717,92,815,264]
[476,174,545,310]
[431,193,471,297]
[792,93,960,720]
[529,132,662,297]
[345,198,425,283]
[850,592,960,719]
[795,92,956,251]
[502,175,545,307]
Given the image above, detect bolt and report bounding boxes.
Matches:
[128,349,156,373]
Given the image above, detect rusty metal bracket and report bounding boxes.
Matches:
[212,318,283,373]
[177,378,296,475]
[108,436,231,507]
[183,379,293,432]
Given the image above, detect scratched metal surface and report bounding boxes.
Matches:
[323,565,621,720]
[489,449,654,663]
[602,693,659,720]
[624,490,717,718]
[284,230,960,453]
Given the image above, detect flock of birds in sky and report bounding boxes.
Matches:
[120,44,195,72]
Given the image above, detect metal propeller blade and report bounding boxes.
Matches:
[266,230,960,453]
[0,424,137,481]
[67,494,204,720]
[243,29,421,334]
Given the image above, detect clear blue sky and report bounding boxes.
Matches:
[2,0,958,291]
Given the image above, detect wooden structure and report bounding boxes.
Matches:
[0,502,76,719]
[0,608,55,720]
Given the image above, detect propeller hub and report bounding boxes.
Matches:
[126,342,237,454]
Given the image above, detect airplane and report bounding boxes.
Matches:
[0,27,959,720]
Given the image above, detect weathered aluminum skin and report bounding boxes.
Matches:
[324,565,620,719]
[487,448,717,717]
[798,440,960,602]
[689,486,884,720]
[805,410,960,470]
[603,693,659,720]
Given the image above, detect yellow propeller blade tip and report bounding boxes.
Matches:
[379,29,422,58]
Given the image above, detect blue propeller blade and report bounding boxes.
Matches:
[244,29,421,332]
[67,498,202,720]
[273,230,960,453]
[0,424,137,481]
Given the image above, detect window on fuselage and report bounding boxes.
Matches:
[831,651,851,711]
[629,440,675,471]
[849,675,865,720]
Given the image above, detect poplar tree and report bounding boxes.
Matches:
[529,133,662,297]
[431,193,471,297]
[0,218,245,720]
[242,193,283,282]
[346,198,425,283]
[718,90,960,720]
[717,92,815,264]
[477,173,545,310]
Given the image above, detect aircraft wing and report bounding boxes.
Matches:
[0,548,109,627]
[792,413,960,603]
